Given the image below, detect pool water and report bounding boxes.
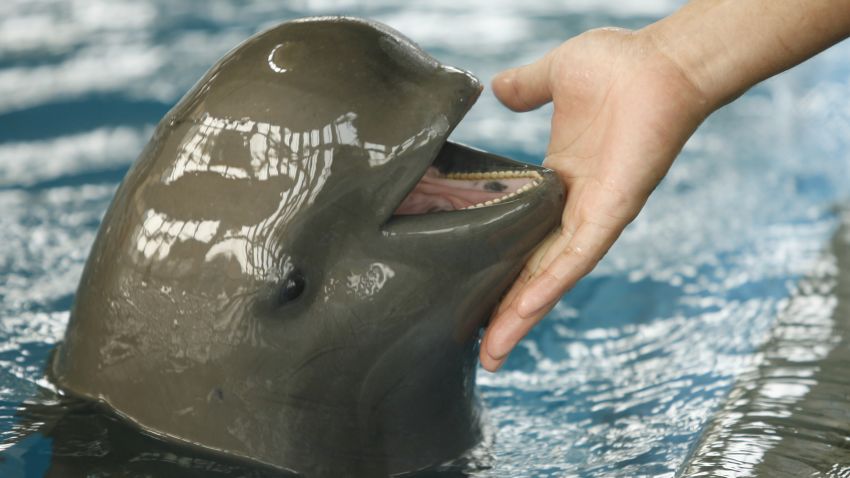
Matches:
[2,1,850,476]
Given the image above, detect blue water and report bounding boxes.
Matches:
[2,1,850,476]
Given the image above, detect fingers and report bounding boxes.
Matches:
[492,53,554,112]
[480,302,553,372]
[480,220,622,372]
[494,268,529,317]
[480,231,562,371]
[495,230,564,315]
[483,296,552,367]
[516,220,620,318]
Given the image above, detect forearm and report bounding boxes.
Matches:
[645,0,850,109]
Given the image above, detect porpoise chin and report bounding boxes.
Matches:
[49,16,564,477]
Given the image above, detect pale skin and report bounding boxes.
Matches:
[481,0,850,371]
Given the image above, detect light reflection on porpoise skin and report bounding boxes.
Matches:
[47,17,564,477]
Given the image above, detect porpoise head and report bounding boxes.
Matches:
[50,17,564,476]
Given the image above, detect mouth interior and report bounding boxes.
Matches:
[394,162,542,215]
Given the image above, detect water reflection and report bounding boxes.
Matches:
[135,210,219,261]
[129,106,447,280]
[130,111,348,275]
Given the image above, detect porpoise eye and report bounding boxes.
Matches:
[279,271,305,305]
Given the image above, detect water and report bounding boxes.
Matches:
[1,1,850,476]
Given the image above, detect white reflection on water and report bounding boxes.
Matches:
[0,126,151,187]
[0,0,849,476]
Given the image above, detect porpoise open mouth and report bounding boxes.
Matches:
[389,68,549,218]
[394,166,542,214]
[393,141,545,216]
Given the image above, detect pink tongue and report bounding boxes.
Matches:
[394,167,531,215]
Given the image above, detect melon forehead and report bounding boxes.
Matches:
[179,18,455,141]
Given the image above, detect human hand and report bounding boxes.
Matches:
[480,27,713,371]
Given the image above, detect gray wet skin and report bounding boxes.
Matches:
[681,208,850,477]
[49,17,564,476]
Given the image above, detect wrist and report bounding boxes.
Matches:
[643,0,850,113]
[641,5,742,113]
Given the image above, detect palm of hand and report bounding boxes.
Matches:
[480,28,710,371]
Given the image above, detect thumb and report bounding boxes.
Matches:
[491,54,553,112]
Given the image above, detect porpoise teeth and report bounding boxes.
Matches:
[461,178,542,210]
[445,170,542,180]
[438,168,545,210]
